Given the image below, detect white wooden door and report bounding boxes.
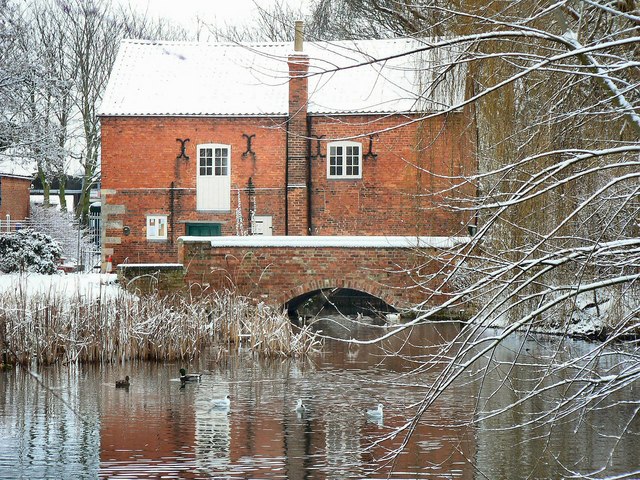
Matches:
[252,215,273,236]
[197,144,230,210]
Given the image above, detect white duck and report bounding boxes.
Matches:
[210,395,231,410]
[295,398,308,414]
[366,403,384,420]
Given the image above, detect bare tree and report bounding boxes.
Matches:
[271,1,639,476]
[0,0,31,154]
[53,0,117,220]
[20,0,189,220]
[16,1,76,208]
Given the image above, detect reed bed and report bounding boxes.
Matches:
[0,276,322,365]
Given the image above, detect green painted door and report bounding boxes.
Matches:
[186,223,221,236]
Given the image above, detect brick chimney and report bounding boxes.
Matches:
[286,20,309,235]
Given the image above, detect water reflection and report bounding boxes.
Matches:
[194,377,231,475]
[0,366,100,479]
[0,323,637,478]
[473,333,640,479]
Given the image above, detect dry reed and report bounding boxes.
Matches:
[0,278,322,365]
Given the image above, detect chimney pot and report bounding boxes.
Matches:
[294,21,304,52]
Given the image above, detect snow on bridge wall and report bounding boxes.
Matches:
[178,236,469,309]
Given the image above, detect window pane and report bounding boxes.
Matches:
[215,148,228,176]
[329,145,342,177]
[200,148,214,176]
[346,145,360,176]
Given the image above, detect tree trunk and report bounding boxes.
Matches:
[38,168,51,208]
[58,175,67,212]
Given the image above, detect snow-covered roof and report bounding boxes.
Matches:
[99,38,466,117]
[0,155,35,179]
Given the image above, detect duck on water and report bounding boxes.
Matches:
[210,395,231,410]
[115,376,130,388]
[295,399,308,414]
[366,403,383,421]
[180,368,202,384]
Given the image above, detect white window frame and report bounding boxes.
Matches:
[146,215,168,240]
[327,141,362,179]
[198,144,230,178]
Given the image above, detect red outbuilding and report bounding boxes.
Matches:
[0,161,33,228]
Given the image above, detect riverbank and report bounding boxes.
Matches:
[0,273,321,365]
[466,284,640,342]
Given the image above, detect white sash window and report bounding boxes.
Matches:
[327,141,362,179]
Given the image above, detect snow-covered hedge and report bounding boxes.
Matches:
[0,230,62,274]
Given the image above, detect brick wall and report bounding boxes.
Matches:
[101,116,288,264]
[0,175,31,221]
[117,264,185,294]
[178,238,459,310]
[308,112,476,236]
[101,110,475,266]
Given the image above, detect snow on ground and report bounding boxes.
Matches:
[0,273,121,300]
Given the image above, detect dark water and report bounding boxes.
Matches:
[0,322,638,479]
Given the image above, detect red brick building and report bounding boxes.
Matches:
[0,163,32,224]
[99,31,475,265]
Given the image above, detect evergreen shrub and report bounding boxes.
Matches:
[0,230,62,274]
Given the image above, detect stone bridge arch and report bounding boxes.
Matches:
[281,278,398,310]
[281,279,402,319]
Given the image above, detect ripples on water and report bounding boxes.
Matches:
[0,321,638,479]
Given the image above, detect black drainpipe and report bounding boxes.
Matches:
[306,115,313,235]
[169,181,175,245]
[284,123,289,236]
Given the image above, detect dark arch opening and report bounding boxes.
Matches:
[285,288,397,321]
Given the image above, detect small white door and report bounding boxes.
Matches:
[197,144,230,210]
[252,215,273,236]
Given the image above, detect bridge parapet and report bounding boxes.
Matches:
[178,236,469,310]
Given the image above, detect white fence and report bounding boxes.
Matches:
[1,214,40,233]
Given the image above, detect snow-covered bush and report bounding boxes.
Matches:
[0,230,62,274]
